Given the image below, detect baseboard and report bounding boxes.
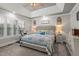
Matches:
[0,40,18,47]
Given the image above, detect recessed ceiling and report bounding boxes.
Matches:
[0,3,76,18]
[23,3,56,11]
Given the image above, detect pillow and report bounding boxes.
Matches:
[33,32,41,34]
[33,32,45,35]
[45,32,50,35]
[40,32,45,35]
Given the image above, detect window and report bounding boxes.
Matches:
[7,24,11,35]
[7,17,12,36]
[17,20,24,34]
[13,20,18,35]
[0,11,25,37]
[77,11,79,21]
[0,16,4,37]
[0,24,4,37]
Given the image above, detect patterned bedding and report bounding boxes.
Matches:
[21,32,53,47]
[21,32,54,55]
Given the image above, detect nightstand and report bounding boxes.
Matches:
[56,34,66,44]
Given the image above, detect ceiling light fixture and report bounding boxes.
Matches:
[42,16,48,20]
[30,3,42,9]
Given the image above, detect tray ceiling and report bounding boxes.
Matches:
[23,3,56,11]
[0,3,76,18]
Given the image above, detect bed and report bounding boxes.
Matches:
[20,26,55,55]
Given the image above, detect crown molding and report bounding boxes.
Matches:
[0,7,32,19]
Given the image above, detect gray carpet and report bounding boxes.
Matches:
[53,43,70,56]
[0,43,70,56]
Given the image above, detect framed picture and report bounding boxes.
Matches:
[77,11,79,21]
[41,20,49,24]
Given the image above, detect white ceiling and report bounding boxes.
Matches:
[0,3,31,17]
[23,3,56,11]
[0,3,76,18]
[31,3,65,17]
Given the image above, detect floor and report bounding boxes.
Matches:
[53,43,70,56]
[0,43,47,56]
[0,43,70,56]
[74,38,79,56]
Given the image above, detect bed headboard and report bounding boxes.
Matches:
[36,25,55,34]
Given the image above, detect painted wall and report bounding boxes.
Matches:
[70,4,79,29]
[70,4,79,55]
[32,14,71,34]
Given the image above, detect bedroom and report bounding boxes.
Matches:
[0,3,78,56]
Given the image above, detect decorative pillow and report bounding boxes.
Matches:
[33,32,41,34]
[40,32,45,35]
[33,32,45,35]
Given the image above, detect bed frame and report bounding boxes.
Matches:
[20,40,54,56]
[19,25,55,55]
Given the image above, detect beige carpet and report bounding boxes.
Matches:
[0,43,48,56]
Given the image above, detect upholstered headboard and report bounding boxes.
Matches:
[36,25,55,34]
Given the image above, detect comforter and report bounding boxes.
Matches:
[21,34,52,47]
[21,33,54,55]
